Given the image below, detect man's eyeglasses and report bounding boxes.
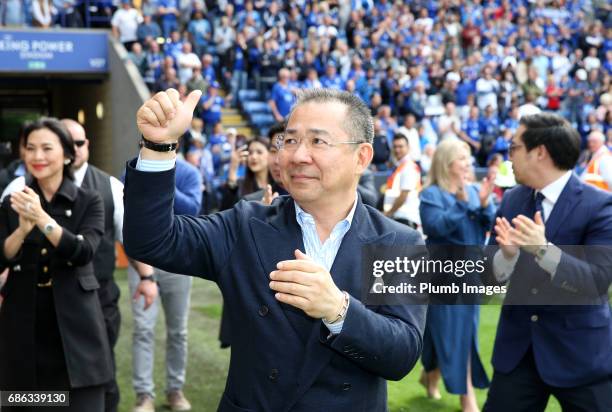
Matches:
[275,133,364,152]
[508,143,524,154]
[74,140,86,148]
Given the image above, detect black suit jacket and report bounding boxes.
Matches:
[490,175,612,387]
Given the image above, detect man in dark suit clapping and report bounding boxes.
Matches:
[485,113,612,411]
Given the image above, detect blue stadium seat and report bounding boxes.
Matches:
[238,89,260,103]
[250,113,275,130]
[243,101,271,116]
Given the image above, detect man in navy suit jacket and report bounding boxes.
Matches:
[484,113,612,411]
[123,88,427,411]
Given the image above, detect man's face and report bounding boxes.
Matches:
[404,115,415,128]
[587,136,603,154]
[509,125,534,185]
[392,138,409,160]
[268,134,283,183]
[279,102,369,207]
[65,122,89,169]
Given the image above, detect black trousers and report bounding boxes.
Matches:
[97,279,121,412]
[484,347,612,412]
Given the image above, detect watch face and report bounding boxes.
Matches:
[44,223,55,233]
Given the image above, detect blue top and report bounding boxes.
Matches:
[174,158,202,216]
[271,82,294,117]
[420,184,495,246]
[187,19,211,46]
[158,0,178,23]
[200,95,225,124]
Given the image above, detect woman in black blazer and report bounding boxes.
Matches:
[0,118,111,411]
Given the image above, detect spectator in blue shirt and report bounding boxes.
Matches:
[187,9,212,57]
[157,0,179,39]
[137,12,161,44]
[200,53,216,85]
[200,82,225,136]
[320,62,345,91]
[503,107,520,136]
[460,105,482,155]
[164,30,183,62]
[268,68,294,122]
[228,32,249,107]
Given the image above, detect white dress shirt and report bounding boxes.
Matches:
[74,163,125,243]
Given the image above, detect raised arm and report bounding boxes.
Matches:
[124,89,238,280]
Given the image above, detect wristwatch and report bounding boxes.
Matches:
[43,221,56,235]
[140,135,178,153]
[535,243,550,261]
[140,274,156,283]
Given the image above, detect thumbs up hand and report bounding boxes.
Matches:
[137,89,202,143]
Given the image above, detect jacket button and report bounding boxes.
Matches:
[43,266,48,273]
[342,383,352,391]
[268,368,278,381]
[41,248,47,256]
[67,261,72,267]
[258,305,269,316]
[531,314,539,322]
[531,288,538,295]
[65,209,72,217]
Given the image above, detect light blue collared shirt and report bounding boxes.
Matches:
[294,197,357,335]
[136,155,176,172]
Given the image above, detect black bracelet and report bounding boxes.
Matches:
[140,274,156,283]
[140,135,178,153]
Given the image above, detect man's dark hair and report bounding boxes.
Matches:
[393,133,409,145]
[267,121,286,140]
[519,113,580,171]
[22,117,75,180]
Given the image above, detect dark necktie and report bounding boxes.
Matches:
[534,191,546,222]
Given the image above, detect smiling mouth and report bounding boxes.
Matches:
[32,164,48,170]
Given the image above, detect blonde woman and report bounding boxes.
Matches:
[418,139,495,412]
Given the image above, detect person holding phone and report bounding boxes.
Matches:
[220,136,273,211]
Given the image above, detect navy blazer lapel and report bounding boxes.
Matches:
[544,174,583,242]
[284,202,397,411]
[249,198,314,343]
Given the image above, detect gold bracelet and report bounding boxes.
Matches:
[324,291,350,324]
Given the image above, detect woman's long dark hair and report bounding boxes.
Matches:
[22,117,76,181]
[240,136,273,196]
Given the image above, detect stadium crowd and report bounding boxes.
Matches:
[2,0,611,177]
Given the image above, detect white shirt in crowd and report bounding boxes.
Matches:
[383,155,422,226]
[475,77,499,111]
[177,52,201,85]
[111,7,142,43]
[73,163,125,242]
[396,126,422,162]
